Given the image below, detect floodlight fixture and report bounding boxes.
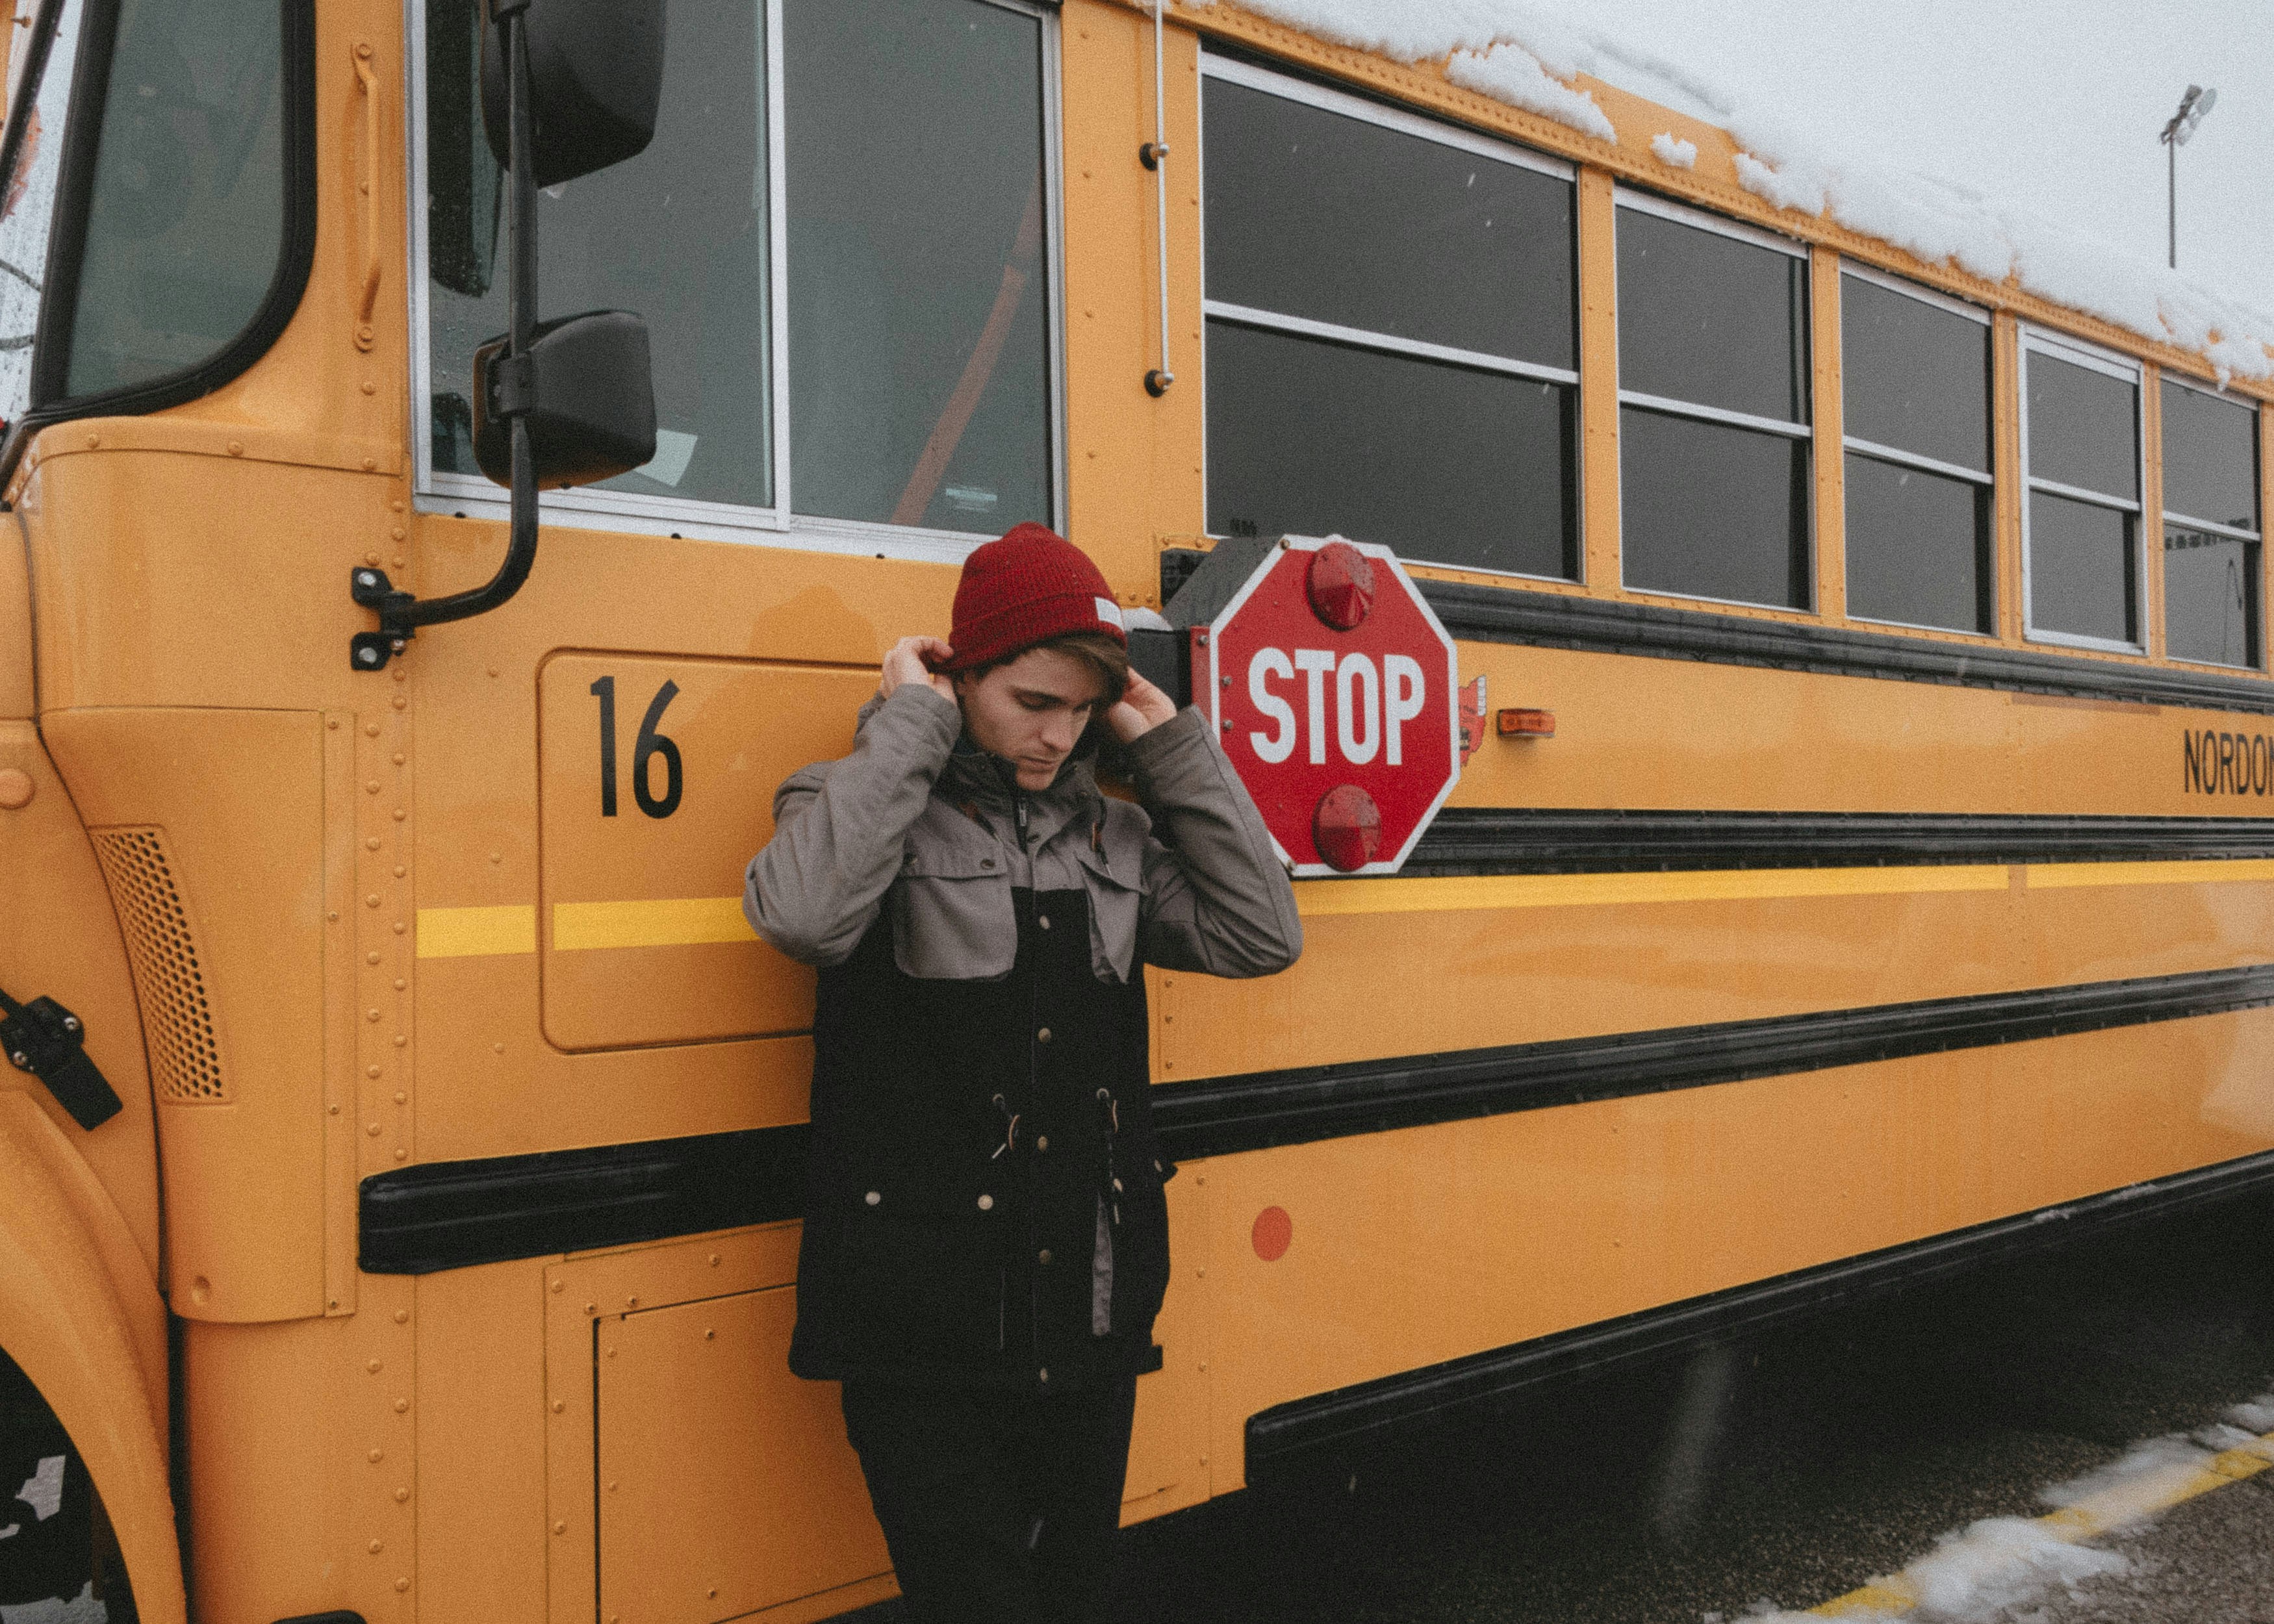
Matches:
[2160,85,2217,269]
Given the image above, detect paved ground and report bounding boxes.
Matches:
[2022,1477,2274,1624]
[850,1186,2274,1623]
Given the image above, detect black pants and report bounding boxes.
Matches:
[840,1375,1140,1624]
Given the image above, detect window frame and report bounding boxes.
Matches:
[1835,262,1997,639]
[1195,49,1583,585]
[403,0,1069,565]
[1611,186,1815,613]
[2017,324,2147,655]
[2158,370,2263,673]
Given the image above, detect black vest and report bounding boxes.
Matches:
[789,885,1172,1389]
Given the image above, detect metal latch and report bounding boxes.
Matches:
[0,988,121,1130]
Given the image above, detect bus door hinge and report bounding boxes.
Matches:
[350,566,420,670]
[0,989,121,1130]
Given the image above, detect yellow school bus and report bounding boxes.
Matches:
[5,1,2273,1620]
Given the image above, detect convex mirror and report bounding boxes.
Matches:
[481,0,666,189]
[473,311,656,489]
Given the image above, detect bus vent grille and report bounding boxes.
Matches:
[90,828,229,1104]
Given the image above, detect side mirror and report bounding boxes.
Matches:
[472,311,656,489]
[350,0,665,671]
[481,0,666,190]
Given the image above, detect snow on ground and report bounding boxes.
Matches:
[2226,1391,2274,1433]
[1209,0,2274,383]
[1702,1519,2130,1624]
[0,1585,105,1624]
[1691,1391,2274,1622]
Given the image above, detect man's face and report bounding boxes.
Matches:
[956,646,1111,791]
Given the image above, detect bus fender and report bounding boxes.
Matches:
[0,1097,185,1624]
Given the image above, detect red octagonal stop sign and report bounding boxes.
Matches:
[1196,535,1460,876]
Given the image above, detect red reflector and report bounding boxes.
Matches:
[1312,784,1383,872]
[1496,708,1555,737]
[1252,1206,1293,1262]
[1305,539,1376,631]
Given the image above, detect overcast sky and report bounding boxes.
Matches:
[1573,0,2271,318]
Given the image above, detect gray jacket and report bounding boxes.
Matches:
[744,683,1302,984]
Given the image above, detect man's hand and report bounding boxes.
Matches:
[879,637,957,703]
[1106,668,1179,743]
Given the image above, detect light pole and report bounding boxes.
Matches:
[2160,84,2217,270]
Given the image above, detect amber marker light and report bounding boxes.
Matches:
[1497,709,1556,738]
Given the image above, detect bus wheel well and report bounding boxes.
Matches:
[1,1347,137,1620]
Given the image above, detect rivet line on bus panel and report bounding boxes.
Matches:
[350,665,418,1617]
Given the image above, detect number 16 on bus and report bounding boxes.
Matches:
[1195,536,1463,878]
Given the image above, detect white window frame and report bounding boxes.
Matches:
[2018,324,2146,654]
[1611,186,1813,613]
[1196,51,1582,585]
[1836,266,1997,638]
[403,0,1068,566]
[2158,371,2263,672]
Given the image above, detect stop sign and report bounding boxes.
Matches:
[1195,535,1460,876]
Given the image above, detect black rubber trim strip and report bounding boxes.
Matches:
[1158,552,2274,717]
[1407,807,2274,875]
[0,0,318,493]
[1244,1146,2274,1482]
[1426,576,2274,715]
[361,965,2274,1275]
[1150,963,2274,1161]
[358,1123,810,1275]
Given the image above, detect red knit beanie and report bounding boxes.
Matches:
[938,522,1127,674]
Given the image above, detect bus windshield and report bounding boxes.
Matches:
[0,0,290,428]
[0,0,84,425]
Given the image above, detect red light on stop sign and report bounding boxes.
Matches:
[1313,785,1383,872]
[1306,540,1375,630]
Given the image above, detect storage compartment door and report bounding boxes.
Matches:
[597,1286,889,1623]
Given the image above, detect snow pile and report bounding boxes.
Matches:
[1444,42,1615,143]
[2039,1430,2246,1524]
[2225,1391,2274,1433]
[1207,0,2274,383]
[1904,1517,2128,1618]
[1699,1517,2128,1623]
[1652,132,1698,170]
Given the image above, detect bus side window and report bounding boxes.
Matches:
[424,0,773,514]
[784,0,1052,535]
[2021,335,2142,649]
[419,0,1055,537]
[1615,195,1812,612]
[2160,379,2261,670]
[1199,62,1579,583]
[1839,272,1995,635]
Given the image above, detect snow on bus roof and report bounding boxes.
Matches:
[1214,0,2274,385]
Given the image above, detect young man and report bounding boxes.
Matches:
[743,522,1301,1623]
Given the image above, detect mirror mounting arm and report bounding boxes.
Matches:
[352,3,541,672]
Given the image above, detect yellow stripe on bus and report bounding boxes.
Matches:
[415,904,539,959]
[414,856,2274,957]
[1293,865,2012,917]
[552,896,758,951]
[2026,856,2274,889]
